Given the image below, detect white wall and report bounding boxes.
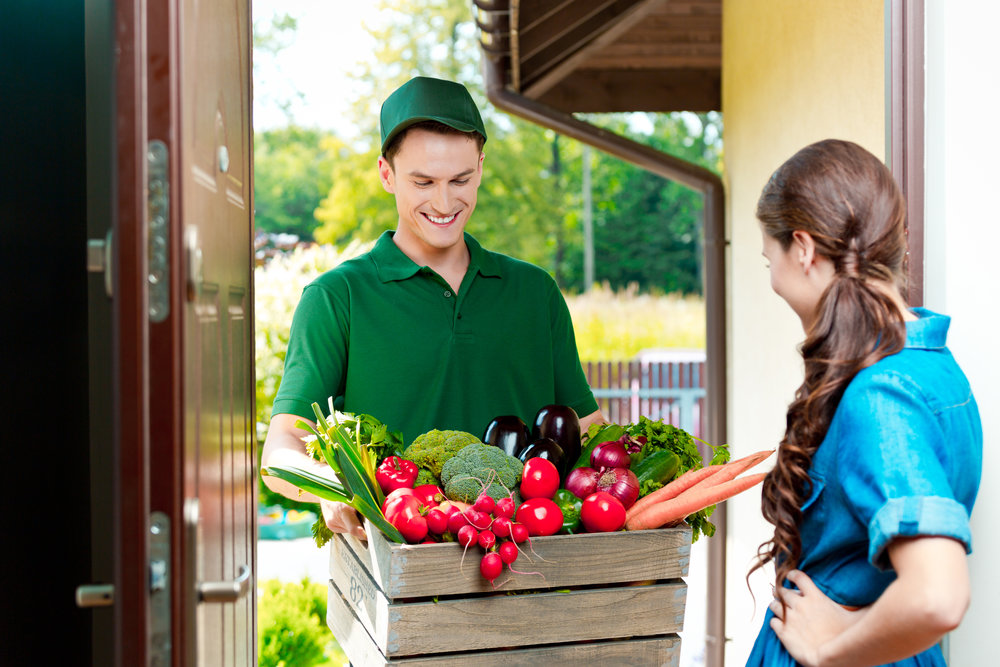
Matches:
[924,2,1000,664]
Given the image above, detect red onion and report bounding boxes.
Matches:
[564,467,599,499]
[591,441,631,470]
[565,466,640,509]
[595,467,639,509]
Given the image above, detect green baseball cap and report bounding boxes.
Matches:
[379,76,487,154]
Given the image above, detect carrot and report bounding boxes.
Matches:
[626,472,767,531]
[697,449,774,488]
[625,464,724,521]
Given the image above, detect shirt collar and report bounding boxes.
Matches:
[370,230,502,283]
[905,308,951,350]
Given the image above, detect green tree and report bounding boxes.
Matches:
[559,112,723,294]
[313,0,576,277]
[254,126,340,239]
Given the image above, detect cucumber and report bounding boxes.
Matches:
[633,450,680,487]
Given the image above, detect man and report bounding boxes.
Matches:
[261,76,603,538]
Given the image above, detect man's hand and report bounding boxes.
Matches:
[321,499,367,541]
[263,413,368,539]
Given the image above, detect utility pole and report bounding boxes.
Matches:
[582,144,594,291]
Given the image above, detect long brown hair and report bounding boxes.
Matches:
[749,139,909,594]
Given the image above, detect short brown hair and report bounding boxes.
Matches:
[382,120,486,168]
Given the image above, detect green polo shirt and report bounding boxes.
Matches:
[272,231,598,445]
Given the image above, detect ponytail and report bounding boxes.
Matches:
[749,140,908,594]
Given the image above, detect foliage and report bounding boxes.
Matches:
[254,0,723,296]
[252,12,300,124]
[565,283,706,360]
[254,127,341,239]
[258,577,345,667]
[255,241,371,510]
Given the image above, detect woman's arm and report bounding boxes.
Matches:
[772,536,970,667]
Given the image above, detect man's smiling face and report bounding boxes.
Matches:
[378,127,484,264]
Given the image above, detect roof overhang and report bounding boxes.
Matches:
[475,0,722,113]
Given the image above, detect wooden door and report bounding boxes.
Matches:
[177,0,256,663]
[113,0,255,664]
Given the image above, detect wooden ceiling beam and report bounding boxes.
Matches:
[535,68,721,112]
[520,0,664,98]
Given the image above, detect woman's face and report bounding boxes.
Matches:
[761,229,829,331]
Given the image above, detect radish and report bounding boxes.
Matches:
[457,524,479,548]
[478,530,496,550]
[465,509,492,530]
[494,496,516,519]
[480,552,503,583]
[473,494,496,515]
[447,509,469,535]
[509,522,529,543]
[498,540,519,565]
[425,508,448,535]
[492,516,512,538]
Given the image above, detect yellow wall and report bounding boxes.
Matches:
[722,1,884,662]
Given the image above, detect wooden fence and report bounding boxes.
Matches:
[584,359,706,438]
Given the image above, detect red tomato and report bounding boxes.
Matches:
[580,492,626,533]
[520,457,560,499]
[515,497,563,536]
[381,487,420,515]
[382,492,428,542]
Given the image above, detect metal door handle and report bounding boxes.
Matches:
[198,564,251,603]
[76,583,115,608]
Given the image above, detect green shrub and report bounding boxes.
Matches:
[258,577,346,667]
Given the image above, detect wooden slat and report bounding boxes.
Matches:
[521,0,661,98]
[327,581,683,666]
[329,576,686,658]
[537,68,720,112]
[332,524,691,599]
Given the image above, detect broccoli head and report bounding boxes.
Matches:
[401,429,481,486]
[440,443,523,503]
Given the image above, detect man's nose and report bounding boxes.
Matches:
[431,184,452,213]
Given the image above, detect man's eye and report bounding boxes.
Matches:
[415,181,432,187]
[453,179,470,185]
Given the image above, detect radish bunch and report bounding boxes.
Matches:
[435,493,531,586]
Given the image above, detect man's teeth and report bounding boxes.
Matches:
[426,213,457,224]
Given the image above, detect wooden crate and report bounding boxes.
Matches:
[326,521,691,665]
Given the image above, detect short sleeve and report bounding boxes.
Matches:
[547,281,599,419]
[834,371,972,570]
[271,282,350,420]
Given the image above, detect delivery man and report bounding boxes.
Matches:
[261,76,604,538]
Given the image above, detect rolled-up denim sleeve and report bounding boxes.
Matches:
[835,371,972,570]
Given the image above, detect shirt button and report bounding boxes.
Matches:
[443,290,452,298]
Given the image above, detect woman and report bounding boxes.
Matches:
[746,139,982,666]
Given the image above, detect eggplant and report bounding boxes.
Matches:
[517,437,567,477]
[530,404,582,466]
[482,415,530,458]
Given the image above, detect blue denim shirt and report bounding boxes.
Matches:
[747,309,983,667]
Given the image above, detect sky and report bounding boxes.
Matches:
[252,0,380,134]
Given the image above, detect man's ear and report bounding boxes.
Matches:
[377,156,395,194]
[791,230,817,273]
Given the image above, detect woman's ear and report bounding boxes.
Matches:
[791,230,817,274]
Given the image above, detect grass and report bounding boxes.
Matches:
[566,283,706,360]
